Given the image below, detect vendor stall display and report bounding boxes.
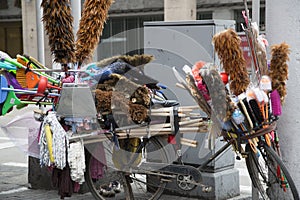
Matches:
[0,0,297,199]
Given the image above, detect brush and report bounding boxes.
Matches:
[75,0,114,65]
[41,0,75,65]
[269,42,290,104]
[212,29,250,96]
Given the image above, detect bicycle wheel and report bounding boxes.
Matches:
[128,136,169,200]
[84,136,170,200]
[245,142,299,200]
[84,141,132,200]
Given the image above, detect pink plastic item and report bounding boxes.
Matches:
[62,75,75,83]
[270,89,282,116]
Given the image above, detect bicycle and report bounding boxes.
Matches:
[75,80,299,200]
[4,53,296,200]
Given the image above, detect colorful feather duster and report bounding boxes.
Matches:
[212,29,250,96]
[41,0,75,64]
[75,0,113,64]
[269,42,291,104]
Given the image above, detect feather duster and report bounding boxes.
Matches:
[185,74,211,117]
[200,64,235,123]
[41,0,75,64]
[94,54,154,68]
[75,0,113,64]
[212,29,250,96]
[269,42,291,104]
[95,73,151,125]
[252,23,268,76]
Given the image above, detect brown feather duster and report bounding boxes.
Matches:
[94,54,154,68]
[269,42,291,104]
[41,0,75,64]
[212,29,250,96]
[95,73,151,124]
[75,0,113,64]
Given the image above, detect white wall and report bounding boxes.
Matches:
[266,0,300,190]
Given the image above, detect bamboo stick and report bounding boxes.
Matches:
[176,82,186,89]
[150,105,200,113]
[181,137,197,145]
[181,141,197,148]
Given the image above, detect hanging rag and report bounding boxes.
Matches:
[39,111,69,169]
[68,140,85,184]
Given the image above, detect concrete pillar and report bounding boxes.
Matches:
[266,0,300,191]
[164,0,196,21]
[252,0,260,24]
[36,0,45,65]
[21,0,38,58]
[71,0,81,37]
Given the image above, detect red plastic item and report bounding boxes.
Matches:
[220,72,229,85]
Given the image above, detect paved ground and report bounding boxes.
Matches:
[0,107,252,199]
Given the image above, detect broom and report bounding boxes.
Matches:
[75,0,114,65]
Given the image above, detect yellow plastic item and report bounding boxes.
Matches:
[44,124,55,163]
[112,137,142,169]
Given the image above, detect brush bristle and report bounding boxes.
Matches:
[41,0,75,64]
[269,42,290,104]
[75,0,114,64]
[212,29,249,95]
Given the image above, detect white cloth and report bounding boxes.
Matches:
[68,140,86,184]
[39,111,69,169]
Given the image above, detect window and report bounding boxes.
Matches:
[234,8,265,32]
[0,22,23,57]
[98,14,163,60]
[197,11,213,20]
[0,0,8,9]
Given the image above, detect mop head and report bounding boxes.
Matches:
[41,0,75,64]
[212,29,250,96]
[75,0,114,64]
[269,42,290,104]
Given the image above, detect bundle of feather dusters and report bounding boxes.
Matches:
[269,42,291,104]
[93,54,155,125]
[75,0,113,64]
[41,0,75,64]
[41,0,113,65]
[212,29,250,96]
[95,74,150,124]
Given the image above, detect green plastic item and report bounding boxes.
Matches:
[2,87,53,115]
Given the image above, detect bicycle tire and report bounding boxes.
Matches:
[84,142,132,200]
[127,136,169,200]
[84,136,169,200]
[245,142,299,200]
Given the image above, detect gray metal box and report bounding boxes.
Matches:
[144,20,236,170]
